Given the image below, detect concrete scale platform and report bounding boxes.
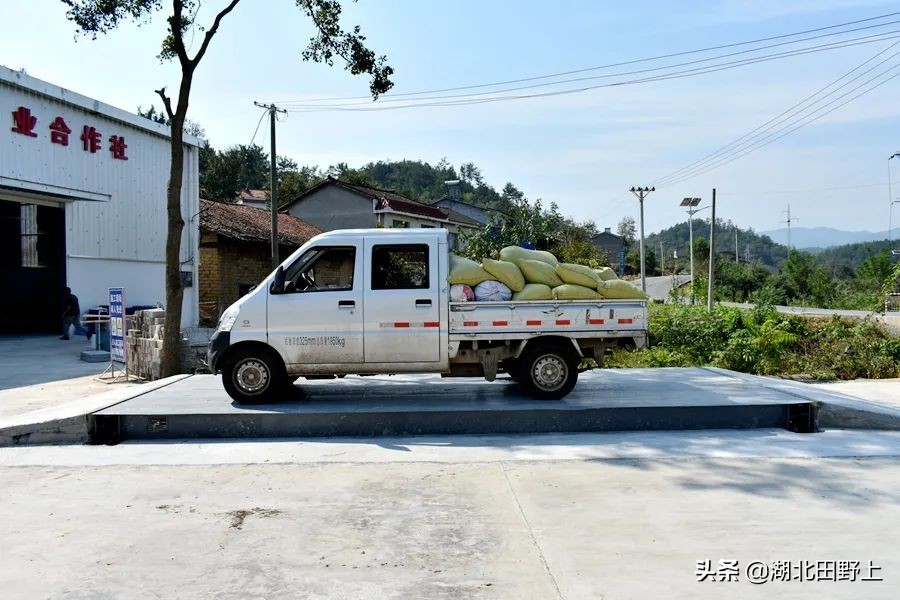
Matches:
[89,368,817,442]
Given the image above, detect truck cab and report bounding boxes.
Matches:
[209,229,451,402]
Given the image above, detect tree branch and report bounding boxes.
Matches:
[192,0,241,66]
[171,0,190,66]
[155,87,175,121]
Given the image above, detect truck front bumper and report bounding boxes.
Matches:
[207,330,230,373]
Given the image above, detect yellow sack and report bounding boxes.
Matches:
[597,279,649,299]
[449,254,491,286]
[512,283,553,301]
[519,259,564,287]
[556,263,601,288]
[499,246,558,267]
[553,284,602,300]
[482,258,525,292]
[593,267,618,281]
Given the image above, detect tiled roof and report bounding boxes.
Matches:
[200,199,321,246]
[237,189,267,202]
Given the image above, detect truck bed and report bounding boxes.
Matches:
[448,299,648,340]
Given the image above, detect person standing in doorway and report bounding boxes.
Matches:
[60,287,91,341]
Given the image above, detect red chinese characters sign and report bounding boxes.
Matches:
[9,105,130,160]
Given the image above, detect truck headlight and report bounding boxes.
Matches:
[217,306,239,333]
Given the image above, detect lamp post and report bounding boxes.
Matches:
[630,186,655,291]
[890,153,900,255]
[680,197,707,304]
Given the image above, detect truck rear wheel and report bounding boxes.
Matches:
[520,344,578,400]
[222,346,287,404]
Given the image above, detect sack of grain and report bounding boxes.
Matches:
[593,267,618,281]
[556,262,601,288]
[499,245,558,267]
[473,280,512,302]
[553,284,602,300]
[450,284,474,302]
[482,258,525,292]
[519,259,564,287]
[597,279,649,299]
[449,254,491,286]
[512,283,553,301]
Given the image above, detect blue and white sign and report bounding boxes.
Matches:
[109,287,126,364]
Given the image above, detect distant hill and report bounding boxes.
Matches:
[647,219,788,267]
[760,226,890,249]
[813,239,895,275]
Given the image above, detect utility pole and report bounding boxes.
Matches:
[782,204,798,250]
[254,101,287,269]
[630,186,654,292]
[659,241,665,274]
[707,188,716,313]
[889,153,900,254]
[735,230,739,263]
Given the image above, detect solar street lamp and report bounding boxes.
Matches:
[680,197,708,304]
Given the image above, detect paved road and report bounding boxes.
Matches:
[643,274,691,301]
[3,430,899,599]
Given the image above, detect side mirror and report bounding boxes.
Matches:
[270,265,285,295]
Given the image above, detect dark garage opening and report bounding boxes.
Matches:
[0,198,66,333]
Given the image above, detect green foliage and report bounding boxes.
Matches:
[646,218,788,268]
[462,197,563,261]
[605,304,899,380]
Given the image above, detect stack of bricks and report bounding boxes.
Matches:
[126,308,166,380]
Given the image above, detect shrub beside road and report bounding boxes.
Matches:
[605,304,900,380]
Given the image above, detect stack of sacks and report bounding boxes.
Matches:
[449,254,490,287]
[593,267,617,281]
[597,279,649,299]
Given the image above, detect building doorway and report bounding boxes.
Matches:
[0,198,66,333]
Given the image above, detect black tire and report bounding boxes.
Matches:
[222,346,287,404]
[501,358,522,381]
[519,343,579,400]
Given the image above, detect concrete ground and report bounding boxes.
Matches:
[2,429,899,599]
[810,379,900,409]
[0,335,138,420]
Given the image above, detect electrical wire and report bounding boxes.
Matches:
[282,31,900,112]
[275,10,900,104]
[655,39,900,186]
[660,62,900,186]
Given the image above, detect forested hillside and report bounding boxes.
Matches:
[646,220,789,267]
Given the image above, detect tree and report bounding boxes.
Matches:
[63,0,393,376]
[617,217,636,247]
[137,104,205,137]
[462,196,562,261]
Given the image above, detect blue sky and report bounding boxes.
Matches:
[3,0,900,239]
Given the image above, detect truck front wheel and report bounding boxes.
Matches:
[520,344,578,400]
[222,347,287,404]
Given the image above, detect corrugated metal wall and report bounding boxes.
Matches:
[1,69,201,324]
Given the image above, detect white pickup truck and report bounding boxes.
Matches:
[208,228,648,403]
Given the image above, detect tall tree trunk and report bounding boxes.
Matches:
[160,73,193,377]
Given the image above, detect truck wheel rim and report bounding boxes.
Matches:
[235,359,269,393]
[532,355,566,391]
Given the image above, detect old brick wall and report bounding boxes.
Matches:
[198,232,297,326]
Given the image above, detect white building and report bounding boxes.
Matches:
[0,66,200,333]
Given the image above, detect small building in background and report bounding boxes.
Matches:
[198,199,320,325]
[235,188,267,209]
[591,228,626,267]
[281,176,479,250]
[431,179,491,225]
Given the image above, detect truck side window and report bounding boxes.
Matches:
[284,246,355,293]
[371,244,429,290]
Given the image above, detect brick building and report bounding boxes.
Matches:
[198,199,320,325]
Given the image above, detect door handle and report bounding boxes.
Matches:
[415,299,432,307]
[338,300,356,308]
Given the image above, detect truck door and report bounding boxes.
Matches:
[267,243,364,366]
[363,236,440,363]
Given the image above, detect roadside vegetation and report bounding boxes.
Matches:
[604,303,900,380]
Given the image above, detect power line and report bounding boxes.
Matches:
[283,31,900,113]
[659,61,900,186]
[655,39,900,186]
[276,10,900,104]
[281,23,900,108]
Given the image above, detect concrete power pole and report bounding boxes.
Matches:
[707,188,716,313]
[630,186,655,291]
[782,204,798,250]
[254,101,287,269]
[735,230,739,263]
